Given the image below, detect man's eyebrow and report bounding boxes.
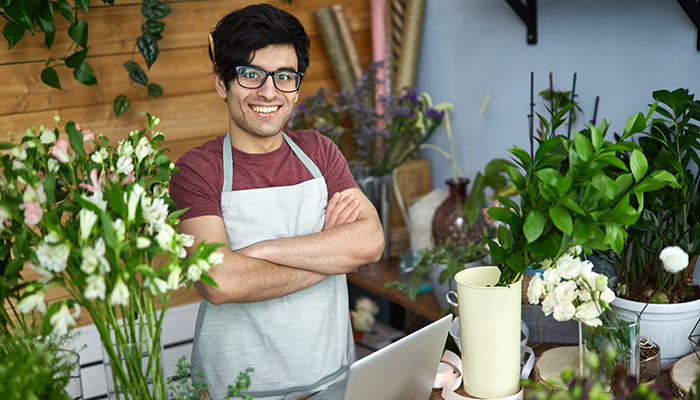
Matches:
[248,64,298,72]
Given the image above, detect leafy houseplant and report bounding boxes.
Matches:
[0,116,222,399]
[598,89,700,304]
[485,105,679,286]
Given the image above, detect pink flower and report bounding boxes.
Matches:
[51,139,71,163]
[25,184,47,204]
[79,169,106,193]
[23,200,43,225]
[82,129,95,142]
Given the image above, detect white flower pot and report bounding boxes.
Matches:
[427,261,481,309]
[452,266,522,398]
[610,296,700,368]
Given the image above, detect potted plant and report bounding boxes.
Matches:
[596,88,700,367]
[0,116,224,399]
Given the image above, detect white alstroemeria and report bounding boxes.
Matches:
[135,137,153,163]
[195,258,211,273]
[351,310,375,332]
[142,196,168,231]
[40,128,57,145]
[180,233,195,248]
[79,208,98,241]
[575,301,603,327]
[13,159,26,170]
[127,184,145,222]
[94,238,111,273]
[17,291,47,314]
[113,218,126,242]
[527,274,544,305]
[117,139,134,157]
[156,224,178,253]
[11,146,27,160]
[50,303,79,336]
[599,288,616,304]
[22,200,43,225]
[84,275,106,300]
[116,155,134,175]
[208,251,224,266]
[91,147,109,164]
[84,191,107,211]
[167,267,182,290]
[541,292,557,316]
[145,277,169,296]
[28,261,53,283]
[23,184,47,204]
[110,278,130,306]
[556,255,582,280]
[355,297,380,315]
[659,246,689,273]
[36,233,71,273]
[542,268,560,290]
[136,237,151,249]
[554,280,578,305]
[81,246,100,274]
[553,302,576,322]
[48,158,60,173]
[187,263,203,281]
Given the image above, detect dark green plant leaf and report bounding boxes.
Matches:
[141,19,166,35]
[4,0,36,33]
[572,220,593,245]
[3,21,25,50]
[65,121,86,158]
[483,237,506,263]
[497,225,513,250]
[68,19,88,48]
[34,0,55,48]
[123,60,148,86]
[64,47,89,68]
[630,149,648,182]
[142,0,172,20]
[550,205,573,236]
[523,210,545,243]
[73,61,97,85]
[55,0,74,23]
[147,83,163,96]
[535,168,561,187]
[505,165,524,189]
[487,207,514,226]
[74,0,89,12]
[574,132,593,162]
[137,34,159,69]
[509,146,532,169]
[40,66,62,89]
[113,94,130,117]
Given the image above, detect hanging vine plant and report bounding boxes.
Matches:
[1,0,169,118]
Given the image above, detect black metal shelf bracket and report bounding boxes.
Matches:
[677,0,700,50]
[505,0,538,45]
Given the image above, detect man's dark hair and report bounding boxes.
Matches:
[209,4,310,90]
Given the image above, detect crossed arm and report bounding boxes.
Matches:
[180,188,385,305]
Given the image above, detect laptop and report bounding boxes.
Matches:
[308,314,452,400]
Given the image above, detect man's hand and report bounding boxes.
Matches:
[323,192,360,230]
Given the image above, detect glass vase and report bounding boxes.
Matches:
[582,320,640,384]
[58,349,84,400]
[431,178,485,247]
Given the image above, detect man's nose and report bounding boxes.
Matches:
[257,76,279,99]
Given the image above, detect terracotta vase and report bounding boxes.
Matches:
[431,178,484,247]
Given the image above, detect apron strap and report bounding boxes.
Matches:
[222,131,322,192]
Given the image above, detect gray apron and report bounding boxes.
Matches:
[191,132,355,400]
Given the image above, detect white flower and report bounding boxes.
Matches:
[595,274,609,292]
[156,224,177,253]
[351,310,375,332]
[541,292,557,316]
[91,151,104,164]
[167,267,182,290]
[600,288,616,304]
[23,184,47,204]
[81,246,100,274]
[187,263,203,281]
[527,274,544,305]
[79,208,98,241]
[110,278,130,306]
[195,258,211,273]
[17,291,46,314]
[142,196,168,230]
[116,155,134,175]
[13,159,26,170]
[113,218,125,242]
[541,258,553,270]
[136,237,151,249]
[84,275,106,300]
[135,137,153,162]
[208,251,224,266]
[553,302,576,322]
[145,277,169,296]
[117,139,134,157]
[554,280,577,304]
[84,191,107,211]
[36,233,71,273]
[0,206,9,228]
[28,261,53,283]
[556,255,582,280]
[48,158,59,173]
[567,245,583,256]
[577,288,592,302]
[50,303,79,335]
[40,128,56,144]
[355,297,380,315]
[659,246,689,273]
[575,301,602,327]
[180,233,195,248]
[542,268,560,290]
[127,184,145,222]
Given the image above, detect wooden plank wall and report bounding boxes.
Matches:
[1,0,373,322]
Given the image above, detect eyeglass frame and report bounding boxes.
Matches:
[234,66,304,93]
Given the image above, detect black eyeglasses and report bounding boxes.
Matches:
[234,66,303,93]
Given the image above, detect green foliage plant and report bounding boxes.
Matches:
[598,89,700,302]
[486,104,679,286]
[167,356,254,400]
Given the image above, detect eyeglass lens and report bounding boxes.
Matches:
[236,66,301,92]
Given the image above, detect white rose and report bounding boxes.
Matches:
[355,297,380,315]
[577,288,592,302]
[567,245,582,256]
[542,268,560,290]
[553,302,576,322]
[659,246,689,273]
[110,278,130,306]
[541,292,557,316]
[351,310,375,332]
[575,301,603,327]
[554,280,578,304]
[556,255,582,280]
[17,291,47,314]
[600,288,616,304]
[84,275,106,300]
[527,274,544,305]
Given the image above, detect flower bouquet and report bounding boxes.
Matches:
[0,115,222,400]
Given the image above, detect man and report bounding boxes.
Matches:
[169,4,385,400]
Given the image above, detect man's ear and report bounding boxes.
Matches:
[212,70,228,100]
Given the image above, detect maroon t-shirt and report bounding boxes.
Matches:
[170,128,358,221]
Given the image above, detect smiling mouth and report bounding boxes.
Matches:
[251,105,281,115]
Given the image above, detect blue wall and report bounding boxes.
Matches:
[416,0,700,187]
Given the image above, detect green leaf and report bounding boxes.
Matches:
[65,121,85,158]
[34,0,55,48]
[73,61,97,85]
[40,66,62,89]
[497,225,513,250]
[535,168,562,187]
[549,205,573,236]
[505,253,524,271]
[137,34,159,69]
[572,220,593,246]
[113,94,130,117]
[483,237,506,264]
[603,223,625,254]
[55,0,74,23]
[68,19,88,48]
[505,165,524,189]
[630,149,648,182]
[523,210,545,243]
[590,126,603,151]
[74,0,89,12]
[142,19,166,36]
[509,146,532,170]
[0,141,16,150]
[487,207,514,226]
[124,60,148,86]
[574,131,593,162]
[622,112,647,139]
[141,0,172,20]
[4,0,36,33]
[3,21,25,50]
[146,83,163,97]
[615,174,634,197]
[64,47,89,68]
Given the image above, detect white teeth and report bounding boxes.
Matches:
[252,106,279,114]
